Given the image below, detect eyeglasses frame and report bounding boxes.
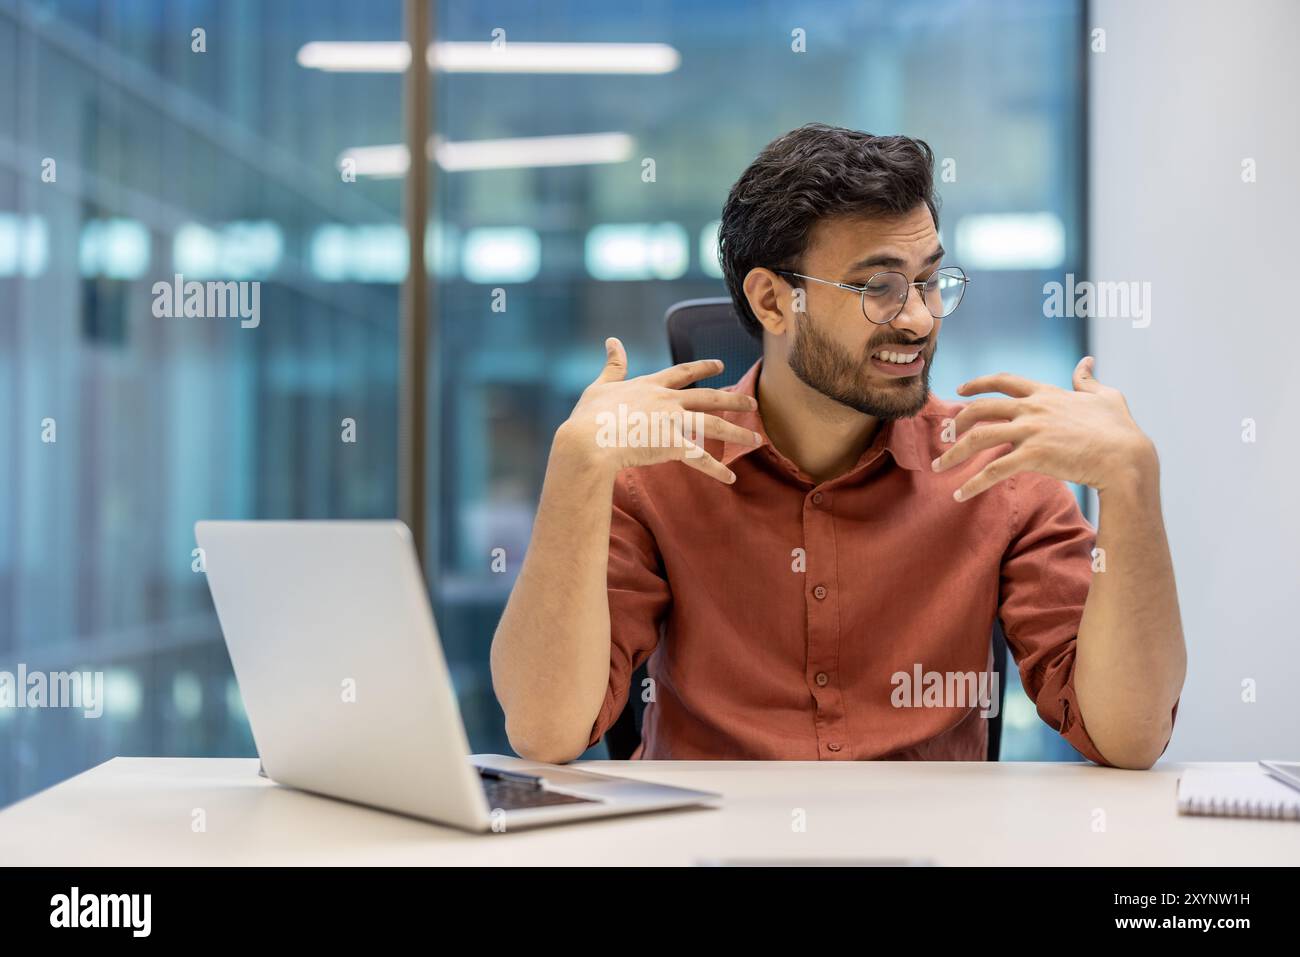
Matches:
[772,266,971,325]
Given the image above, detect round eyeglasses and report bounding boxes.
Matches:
[774,266,970,325]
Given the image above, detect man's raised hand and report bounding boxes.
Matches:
[556,337,762,484]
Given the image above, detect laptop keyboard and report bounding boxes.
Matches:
[479,773,598,811]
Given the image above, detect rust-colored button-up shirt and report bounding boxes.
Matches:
[588,360,1143,764]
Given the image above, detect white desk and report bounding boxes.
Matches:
[0,758,1294,866]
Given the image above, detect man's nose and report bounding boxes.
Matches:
[889,285,935,338]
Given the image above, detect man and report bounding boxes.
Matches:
[491,124,1184,768]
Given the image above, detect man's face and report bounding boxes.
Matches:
[783,203,943,420]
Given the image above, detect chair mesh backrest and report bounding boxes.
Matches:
[665,298,761,388]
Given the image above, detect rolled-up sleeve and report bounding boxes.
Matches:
[997,473,1177,766]
[585,469,672,748]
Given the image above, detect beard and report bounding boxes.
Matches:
[787,312,933,420]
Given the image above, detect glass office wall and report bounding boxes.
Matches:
[423,0,1088,760]
[0,0,403,805]
[2,0,1088,808]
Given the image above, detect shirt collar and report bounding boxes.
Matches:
[721,358,929,474]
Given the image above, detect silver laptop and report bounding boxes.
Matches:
[195,520,718,832]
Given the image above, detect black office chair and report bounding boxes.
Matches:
[664,297,764,389]
[604,297,1008,760]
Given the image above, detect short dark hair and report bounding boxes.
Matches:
[718,124,939,340]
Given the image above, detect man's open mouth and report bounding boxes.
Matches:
[869,346,925,377]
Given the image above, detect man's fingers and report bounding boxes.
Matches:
[679,442,736,484]
[951,398,1020,435]
[953,449,1031,502]
[652,358,724,389]
[594,337,629,384]
[677,387,758,414]
[933,423,1025,473]
[647,411,759,450]
[1072,355,1104,393]
[957,371,1038,399]
[684,413,762,448]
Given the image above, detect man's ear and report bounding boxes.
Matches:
[743,267,796,337]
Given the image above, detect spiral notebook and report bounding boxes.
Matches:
[1177,767,1300,820]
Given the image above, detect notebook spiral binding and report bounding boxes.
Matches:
[1183,793,1300,819]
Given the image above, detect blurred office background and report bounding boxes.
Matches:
[1,0,1093,806]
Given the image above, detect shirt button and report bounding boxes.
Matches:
[812,492,824,505]
[827,742,842,752]
[813,585,828,600]
[815,672,829,687]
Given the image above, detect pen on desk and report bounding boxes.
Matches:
[696,858,936,867]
